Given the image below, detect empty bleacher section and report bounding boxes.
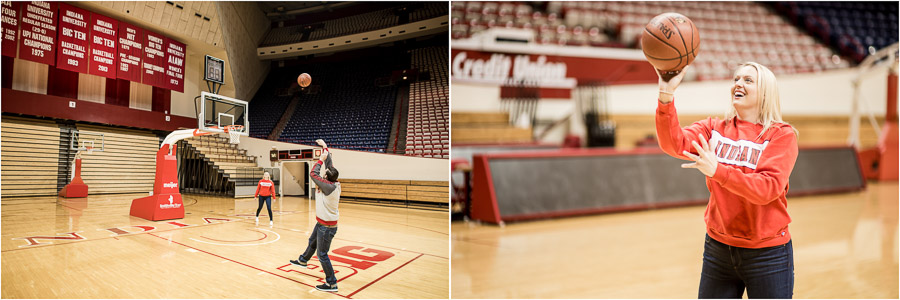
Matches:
[340,178,448,205]
[260,3,448,47]
[405,46,449,158]
[451,112,533,144]
[248,70,295,139]
[74,124,159,194]
[771,2,898,63]
[409,2,451,23]
[450,1,880,80]
[180,135,265,197]
[275,57,400,153]
[261,26,307,47]
[1,116,61,197]
[308,8,399,41]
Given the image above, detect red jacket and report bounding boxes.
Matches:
[255,179,276,199]
[656,100,798,248]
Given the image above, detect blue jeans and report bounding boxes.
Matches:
[256,196,272,220]
[699,234,794,299]
[298,223,338,285]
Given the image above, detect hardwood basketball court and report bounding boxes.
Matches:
[451,182,898,298]
[2,194,449,298]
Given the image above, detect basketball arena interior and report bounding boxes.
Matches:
[2,1,449,298]
[450,1,898,298]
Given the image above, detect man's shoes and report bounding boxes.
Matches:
[315,283,338,292]
[290,259,307,268]
[255,217,259,226]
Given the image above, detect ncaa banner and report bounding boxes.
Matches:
[1,1,21,57]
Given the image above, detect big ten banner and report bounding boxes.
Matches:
[117,21,142,82]
[450,49,658,87]
[141,30,165,89]
[89,12,116,79]
[1,1,21,57]
[18,1,57,64]
[56,3,88,73]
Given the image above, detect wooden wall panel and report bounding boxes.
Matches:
[0,116,60,197]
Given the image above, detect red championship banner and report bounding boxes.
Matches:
[56,3,89,73]
[117,21,142,82]
[1,1,21,57]
[18,1,57,65]
[142,29,166,88]
[164,37,185,92]
[88,12,117,78]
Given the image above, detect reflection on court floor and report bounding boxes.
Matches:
[452,182,898,299]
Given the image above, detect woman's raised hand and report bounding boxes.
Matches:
[657,66,689,104]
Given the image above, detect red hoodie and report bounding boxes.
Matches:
[255,179,276,199]
[656,100,798,249]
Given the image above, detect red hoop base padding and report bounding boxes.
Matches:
[59,158,88,198]
[131,144,184,221]
[130,193,184,221]
[878,121,898,181]
[858,148,880,180]
[59,183,88,198]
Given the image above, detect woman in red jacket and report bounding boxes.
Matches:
[656,62,798,299]
[255,171,277,227]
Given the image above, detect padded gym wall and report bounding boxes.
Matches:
[470,147,865,224]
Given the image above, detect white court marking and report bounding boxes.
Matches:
[189,228,281,247]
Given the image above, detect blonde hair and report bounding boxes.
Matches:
[263,172,270,180]
[725,62,798,138]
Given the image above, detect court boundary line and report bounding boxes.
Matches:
[346,253,425,298]
[147,232,354,299]
[147,232,430,299]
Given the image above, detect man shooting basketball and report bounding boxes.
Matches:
[290,139,342,292]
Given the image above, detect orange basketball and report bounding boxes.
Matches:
[298,73,311,87]
[641,12,700,72]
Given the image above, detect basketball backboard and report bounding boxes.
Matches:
[70,131,104,153]
[199,91,249,136]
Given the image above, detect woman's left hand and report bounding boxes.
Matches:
[681,133,718,177]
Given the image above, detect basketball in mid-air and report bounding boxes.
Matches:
[641,12,700,74]
[298,73,312,87]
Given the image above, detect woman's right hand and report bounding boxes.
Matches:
[657,66,689,104]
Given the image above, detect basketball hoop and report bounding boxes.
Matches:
[224,125,244,144]
[84,146,94,155]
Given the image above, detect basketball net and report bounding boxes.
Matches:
[224,125,244,144]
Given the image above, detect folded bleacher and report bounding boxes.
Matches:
[261,3,449,47]
[405,46,449,159]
